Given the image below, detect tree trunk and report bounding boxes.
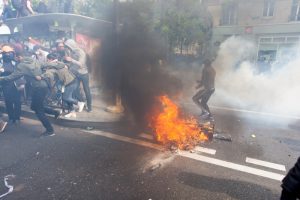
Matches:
[180,39,183,55]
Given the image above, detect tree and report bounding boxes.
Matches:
[157,0,213,56]
[40,0,112,20]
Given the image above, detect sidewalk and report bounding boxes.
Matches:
[0,91,124,129]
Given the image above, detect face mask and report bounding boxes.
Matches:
[2,52,15,62]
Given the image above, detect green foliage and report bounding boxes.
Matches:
[73,0,112,20]
[157,0,213,55]
[41,0,212,56]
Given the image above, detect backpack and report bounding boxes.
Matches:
[11,0,24,10]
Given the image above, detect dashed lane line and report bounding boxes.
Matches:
[194,146,216,155]
[179,151,285,181]
[246,157,286,172]
[84,130,285,181]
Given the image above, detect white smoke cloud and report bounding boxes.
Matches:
[211,36,300,117]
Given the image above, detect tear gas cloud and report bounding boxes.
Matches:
[211,36,300,117]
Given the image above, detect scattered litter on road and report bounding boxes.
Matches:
[143,153,175,173]
[150,163,162,171]
[0,175,15,199]
[36,152,40,156]
[251,134,256,138]
[213,134,232,142]
[86,127,94,131]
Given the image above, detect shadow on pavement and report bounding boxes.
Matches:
[178,172,279,200]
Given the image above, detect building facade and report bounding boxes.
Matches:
[205,0,300,63]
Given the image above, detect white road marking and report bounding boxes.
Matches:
[86,130,164,151]
[179,151,285,181]
[83,130,285,181]
[194,146,216,155]
[139,133,154,140]
[246,157,286,172]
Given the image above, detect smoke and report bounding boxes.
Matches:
[212,36,300,117]
[98,2,182,129]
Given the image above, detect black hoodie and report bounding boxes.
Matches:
[282,157,300,198]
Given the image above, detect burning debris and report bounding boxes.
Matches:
[150,96,213,150]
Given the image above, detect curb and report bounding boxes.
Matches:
[0,105,126,130]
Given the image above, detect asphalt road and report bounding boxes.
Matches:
[0,106,299,200]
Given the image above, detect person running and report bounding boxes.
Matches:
[0,48,60,136]
[192,59,216,119]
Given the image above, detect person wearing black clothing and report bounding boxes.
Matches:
[0,50,59,136]
[0,46,21,124]
[193,59,216,119]
[281,157,300,200]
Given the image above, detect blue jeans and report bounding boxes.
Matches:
[62,80,78,111]
[75,73,92,110]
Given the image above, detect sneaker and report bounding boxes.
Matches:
[199,113,211,121]
[64,112,77,118]
[77,102,85,113]
[0,121,7,133]
[87,108,92,113]
[55,110,63,119]
[200,112,209,117]
[40,131,55,137]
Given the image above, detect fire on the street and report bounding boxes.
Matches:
[150,96,209,150]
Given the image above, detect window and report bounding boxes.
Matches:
[287,36,299,43]
[260,37,272,43]
[273,37,285,43]
[263,0,275,17]
[221,3,237,25]
[290,0,300,21]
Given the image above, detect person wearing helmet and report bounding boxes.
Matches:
[0,45,22,124]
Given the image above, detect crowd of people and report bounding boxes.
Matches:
[0,37,92,136]
[0,0,74,20]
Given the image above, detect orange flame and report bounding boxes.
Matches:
[150,96,208,150]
